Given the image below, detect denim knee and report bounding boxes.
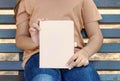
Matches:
[83,63,97,73]
[32,74,56,81]
[61,63,100,81]
[24,53,62,81]
[82,63,100,81]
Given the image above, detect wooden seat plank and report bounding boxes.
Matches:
[0,61,22,71]
[0,0,17,9]
[82,29,120,38]
[0,15,120,24]
[0,75,23,81]
[0,43,120,53]
[0,44,22,53]
[0,15,15,24]
[0,74,120,81]
[0,29,120,38]
[1,61,120,70]
[0,0,120,9]
[94,0,120,8]
[0,29,16,39]
[100,74,120,81]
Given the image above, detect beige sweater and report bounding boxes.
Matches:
[16,0,102,68]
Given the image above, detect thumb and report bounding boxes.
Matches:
[29,27,36,33]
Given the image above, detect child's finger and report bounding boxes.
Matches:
[67,54,78,66]
[29,27,36,32]
[37,18,45,25]
[67,61,74,70]
[76,60,84,67]
[36,19,41,25]
[68,57,81,69]
[32,23,40,31]
[83,60,89,66]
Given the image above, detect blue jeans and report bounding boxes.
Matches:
[24,53,101,81]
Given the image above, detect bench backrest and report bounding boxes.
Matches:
[0,0,120,81]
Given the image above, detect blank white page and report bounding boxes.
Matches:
[39,20,74,68]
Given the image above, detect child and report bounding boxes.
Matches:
[15,0,103,81]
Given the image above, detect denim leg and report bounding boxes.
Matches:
[61,62,101,81]
[31,74,57,81]
[24,53,61,81]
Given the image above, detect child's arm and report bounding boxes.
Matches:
[16,21,39,50]
[83,21,103,57]
[67,21,103,69]
[15,0,40,51]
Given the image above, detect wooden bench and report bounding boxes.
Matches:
[0,0,120,81]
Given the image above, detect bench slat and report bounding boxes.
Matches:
[94,0,120,8]
[0,29,120,38]
[99,43,120,53]
[0,0,120,9]
[0,0,17,9]
[0,15,120,24]
[82,29,120,38]
[100,74,120,81]
[100,29,120,38]
[0,61,22,70]
[0,74,120,81]
[0,43,120,53]
[0,61,120,70]
[93,61,120,70]
[100,15,120,24]
[0,75,23,81]
[0,29,16,39]
[0,44,22,53]
[0,15,15,24]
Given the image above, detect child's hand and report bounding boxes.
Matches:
[67,49,89,69]
[29,22,40,47]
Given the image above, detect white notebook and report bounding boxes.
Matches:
[39,20,74,68]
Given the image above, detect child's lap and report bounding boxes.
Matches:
[24,53,100,81]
